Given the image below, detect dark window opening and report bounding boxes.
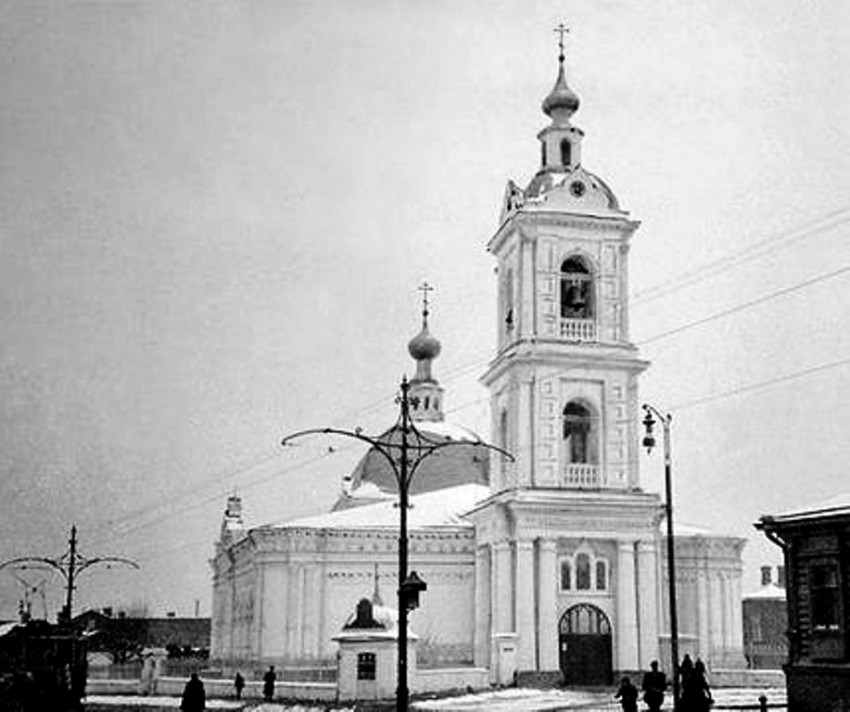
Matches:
[576,553,591,590]
[560,257,593,319]
[357,652,376,680]
[542,142,548,166]
[596,561,607,591]
[563,401,597,464]
[561,561,572,590]
[811,562,841,631]
[560,139,572,166]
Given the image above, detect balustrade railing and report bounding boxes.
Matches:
[562,463,599,488]
[560,318,596,342]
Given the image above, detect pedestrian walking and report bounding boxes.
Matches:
[681,658,713,711]
[614,676,639,712]
[262,665,276,702]
[641,660,667,712]
[233,671,245,700]
[180,672,205,712]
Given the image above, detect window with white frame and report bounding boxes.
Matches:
[559,552,610,592]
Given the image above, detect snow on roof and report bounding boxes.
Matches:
[272,483,489,530]
[743,583,786,601]
[0,622,20,637]
[673,521,715,537]
[771,492,850,522]
[414,420,482,442]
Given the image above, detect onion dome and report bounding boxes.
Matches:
[408,322,442,363]
[542,53,580,120]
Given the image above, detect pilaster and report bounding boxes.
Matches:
[515,540,536,670]
[492,541,513,634]
[636,539,659,667]
[474,545,492,667]
[617,540,639,671]
[537,539,559,671]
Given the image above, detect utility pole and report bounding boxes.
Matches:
[283,376,511,711]
[642,404,680,711]
[0,524,138,625]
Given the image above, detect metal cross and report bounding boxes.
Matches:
[554,22,569,58]
[418,281,434,313]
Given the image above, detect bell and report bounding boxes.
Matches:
[565,284,586,309]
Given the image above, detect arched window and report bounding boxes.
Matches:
[576,553,591,590]
[563,401,597,465]
[560,138,572,166]
[596,561,607,591]
[541,142,548,167]
[560,560,572,591]
[560,257,593,319]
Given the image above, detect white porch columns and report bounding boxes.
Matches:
[617,540,639,671]
[474,545,492,667]
[636,539,659,668]
[537,539,559,671]
[515,540,536,670]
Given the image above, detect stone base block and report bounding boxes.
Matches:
[516,670,563,688]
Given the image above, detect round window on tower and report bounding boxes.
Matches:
[570,181,586,198]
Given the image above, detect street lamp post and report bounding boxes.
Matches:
[641,403,680,711]
[0,525,138,625]
[282,376,510,711]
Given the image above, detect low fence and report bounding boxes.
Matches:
[85,676,337,702]
[411,667,489,695]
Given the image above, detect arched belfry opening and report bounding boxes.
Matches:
[560,257,594,319]
[562,400,599,487]
[559,603,613,686]
[562,400,597,464]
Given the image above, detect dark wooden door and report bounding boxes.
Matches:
[560,632,613,685]
[559,603,613,686]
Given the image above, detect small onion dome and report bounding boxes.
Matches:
[542,60,580,119]
[408,324,441,362]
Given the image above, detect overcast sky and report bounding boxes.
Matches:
[1,1,849,620]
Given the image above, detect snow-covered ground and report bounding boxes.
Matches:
[413,686,787,710]
[85,687,786,711]
[85,696,351,711]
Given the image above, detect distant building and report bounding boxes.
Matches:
[757,494,850,711]
[742,565,787,669]
[71,609,210,661]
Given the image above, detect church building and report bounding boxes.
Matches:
[209,42,745,687]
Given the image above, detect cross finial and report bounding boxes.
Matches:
[418,281,434,323]
[554,22,569,62]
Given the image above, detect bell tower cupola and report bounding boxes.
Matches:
[538,23,584,172]
[484,28,648,493]
[407,282,445,423]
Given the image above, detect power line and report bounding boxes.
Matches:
[638,263,850,347]
[670,355,850,412]
[631,206,850,307]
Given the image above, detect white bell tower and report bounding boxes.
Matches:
[469,28,663,685]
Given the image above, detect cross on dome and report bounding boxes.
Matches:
[418,281,434,325]
[554,22,569,61]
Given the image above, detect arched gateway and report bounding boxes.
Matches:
[559,603,613,686]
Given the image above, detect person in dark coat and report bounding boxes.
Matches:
[641,660,667,712]
[233,671,245,700]
[682,658,713,711]
[180,673,205,712]
[614,676,639,712]
[262,665,276,702]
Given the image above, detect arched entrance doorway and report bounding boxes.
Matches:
[559,603,613,686]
